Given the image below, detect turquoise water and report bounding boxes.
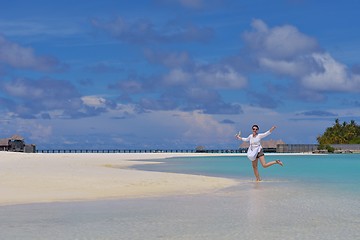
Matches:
[1,154,359,240]
[135,154,360,194]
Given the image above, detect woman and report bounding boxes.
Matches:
[236,125,283,182]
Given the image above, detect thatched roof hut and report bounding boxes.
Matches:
[0,134,31,152]
[10,134,25,141]
[0,138,10,147]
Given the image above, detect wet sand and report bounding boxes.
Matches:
[0,152,238,206]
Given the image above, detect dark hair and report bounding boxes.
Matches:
[252,124,259,130]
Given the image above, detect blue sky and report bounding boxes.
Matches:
[1,0,359,150]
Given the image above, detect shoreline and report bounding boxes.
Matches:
[0,151,332,206]
[0,152,241,206]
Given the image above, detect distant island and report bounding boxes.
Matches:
[317,119,360,153]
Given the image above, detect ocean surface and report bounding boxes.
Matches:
[135,154,360,194]
[1,154,359,240]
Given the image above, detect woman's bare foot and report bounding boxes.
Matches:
[276,160,283,166]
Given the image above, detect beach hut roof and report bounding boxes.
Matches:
[0,138,10,146]
[10,134,25,141]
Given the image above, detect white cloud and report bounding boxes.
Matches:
[244,19,319,60]
[163,65,247,89]
[0,118,53,143]
[108,103,141,117]
[81,96,107,108]
[179,110,235,143]
[4,81,35,98]
[163,68,191,86]
[243,19,360,92]
[0,35,60,71]
[195,65,247,89]
[259,57,310,77]
[301,53,360,92]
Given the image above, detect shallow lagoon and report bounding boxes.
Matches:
[136,154,360,193]
[1,154,359,240]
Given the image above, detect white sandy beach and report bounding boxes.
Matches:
[2,153,359,240]
[0,152,238,206]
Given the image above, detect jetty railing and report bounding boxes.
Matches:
[35,149,247,153]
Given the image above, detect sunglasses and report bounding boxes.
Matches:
[252,128,258,131]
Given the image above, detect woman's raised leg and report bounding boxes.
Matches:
[259,156,283,168]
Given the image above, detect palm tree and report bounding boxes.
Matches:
[317,119,360,144]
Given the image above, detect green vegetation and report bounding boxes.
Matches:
[317,144,335,153]
[317,119,360,145]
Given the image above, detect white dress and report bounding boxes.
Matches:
[241,130,271,161]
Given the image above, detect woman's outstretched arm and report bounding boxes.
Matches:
[269,126,277,132]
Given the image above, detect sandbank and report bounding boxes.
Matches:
[0,152,238,206]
